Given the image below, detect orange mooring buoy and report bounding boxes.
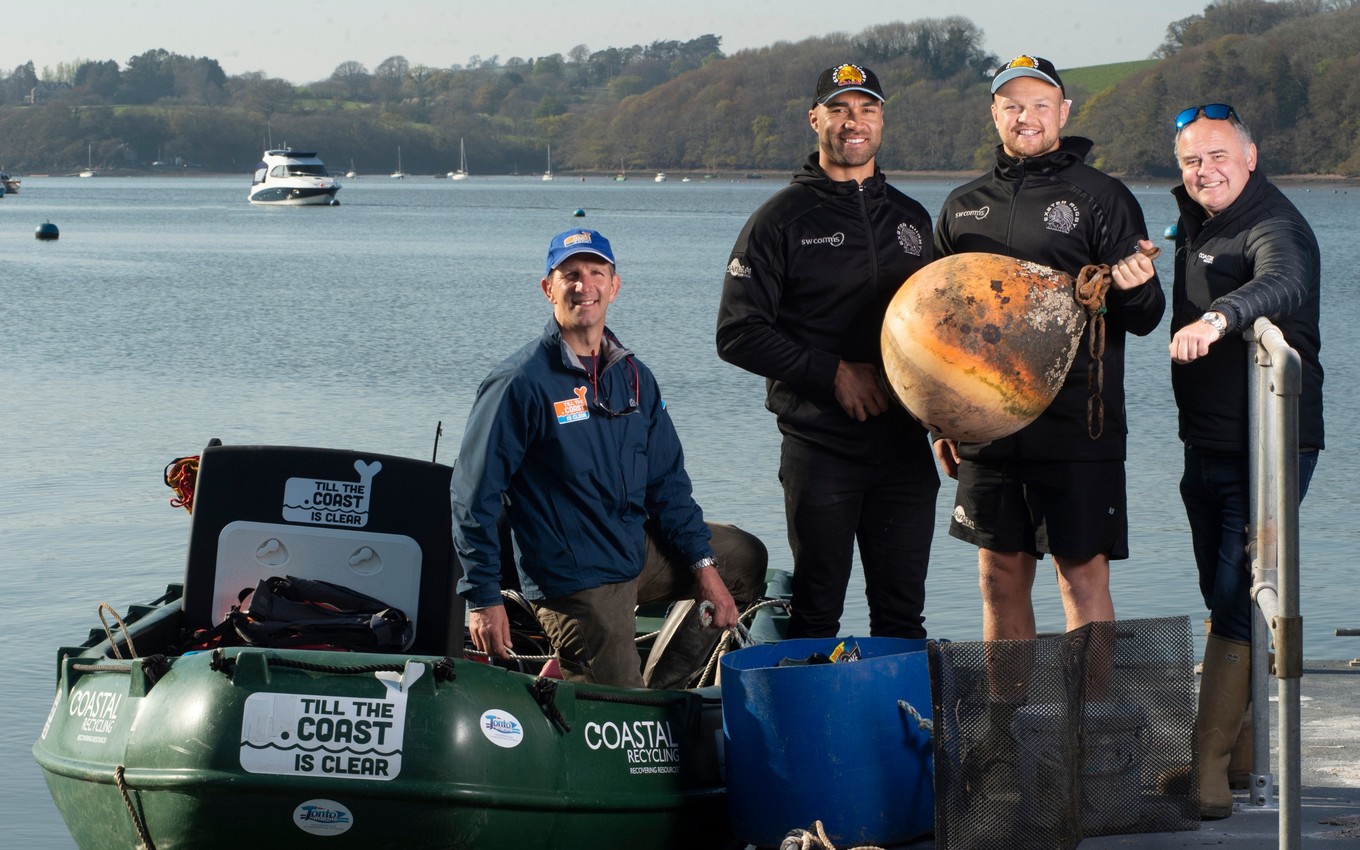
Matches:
[881,252,1085,443]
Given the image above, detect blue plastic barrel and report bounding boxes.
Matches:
[720,637,934,847]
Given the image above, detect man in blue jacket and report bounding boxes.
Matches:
[452,228,763,688]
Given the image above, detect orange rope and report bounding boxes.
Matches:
[164,455,200,513]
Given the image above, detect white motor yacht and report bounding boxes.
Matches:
[248,149,341,205]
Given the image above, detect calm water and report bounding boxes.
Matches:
[3,174,1357,847]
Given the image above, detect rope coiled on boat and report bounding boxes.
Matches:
[529,677,571,732]
[163,455,200,513]
[780,819,883,850]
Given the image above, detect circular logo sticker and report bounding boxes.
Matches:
[479,709,525,748]
[293,799,354,836]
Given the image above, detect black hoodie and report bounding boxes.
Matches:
[717,153,934,461]
[934,137,1166,462]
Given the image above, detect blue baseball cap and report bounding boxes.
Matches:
[545,229,616,276]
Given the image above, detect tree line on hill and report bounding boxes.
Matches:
[1,0,1357,178]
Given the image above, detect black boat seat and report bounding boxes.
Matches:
[179,443,463,655]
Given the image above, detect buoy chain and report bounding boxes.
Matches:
[1074,264,1112,440]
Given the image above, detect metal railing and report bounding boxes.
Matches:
[1244,316,1301,850]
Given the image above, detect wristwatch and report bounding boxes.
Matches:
[1199,311,1227,339]
[689,556,717,574]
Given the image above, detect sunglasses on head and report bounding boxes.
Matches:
[1175,103,1240,130]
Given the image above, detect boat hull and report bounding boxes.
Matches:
[248,185,341,205]
[35,615,731,850]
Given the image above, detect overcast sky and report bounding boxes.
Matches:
[10,0,1215,85]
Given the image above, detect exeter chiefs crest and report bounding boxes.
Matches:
[897,223,923,256]
[1043,200,1080,234]
[833,64,867,87]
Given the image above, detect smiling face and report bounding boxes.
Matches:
[542,255,620,352]
[1176,118,1257,217]
[991,76,1070,159]
[809,90,883,182]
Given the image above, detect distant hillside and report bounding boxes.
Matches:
[2,3,1357,176]
[1062,60,1159,96]
[1070,2,1360,176]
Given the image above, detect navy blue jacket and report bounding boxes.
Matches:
[1171,170,1324,453]
[452,320,711,608]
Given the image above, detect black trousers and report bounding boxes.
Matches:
[778,436,939,639]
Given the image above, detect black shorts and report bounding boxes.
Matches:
[948,458,1128,561]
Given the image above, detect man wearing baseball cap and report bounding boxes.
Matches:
[718,64,939,641]
[933,56,1163,661]
[453,228,764,687]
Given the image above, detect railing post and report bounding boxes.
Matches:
[1245,317,1302,850]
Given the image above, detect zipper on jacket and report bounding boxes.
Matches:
[857,184,878,282]
[1005,159,1026,247]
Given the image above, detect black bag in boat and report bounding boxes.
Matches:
[206,575,414,652]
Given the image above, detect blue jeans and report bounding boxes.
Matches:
[1180,445,1318,642]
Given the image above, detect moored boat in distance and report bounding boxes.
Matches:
[2,172,20,194]
[448,138,469,181]
[654,172,667,183]
[248,149,341,206]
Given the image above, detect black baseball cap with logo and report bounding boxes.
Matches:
[814,64,885,105]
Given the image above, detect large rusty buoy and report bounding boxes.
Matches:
[881,252,1085,442]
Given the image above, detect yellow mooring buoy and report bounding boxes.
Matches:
[881,252,1085,443]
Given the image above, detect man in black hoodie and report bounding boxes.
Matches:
[933,56,1163,646]
[1169,103,1323,818]
[716,63,939,639]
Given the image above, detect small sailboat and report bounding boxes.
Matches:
[346,158,358,179]
[449,138,468,181]
[542,143,554,181]
[79,143,95,178]
[391,146,407,179]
